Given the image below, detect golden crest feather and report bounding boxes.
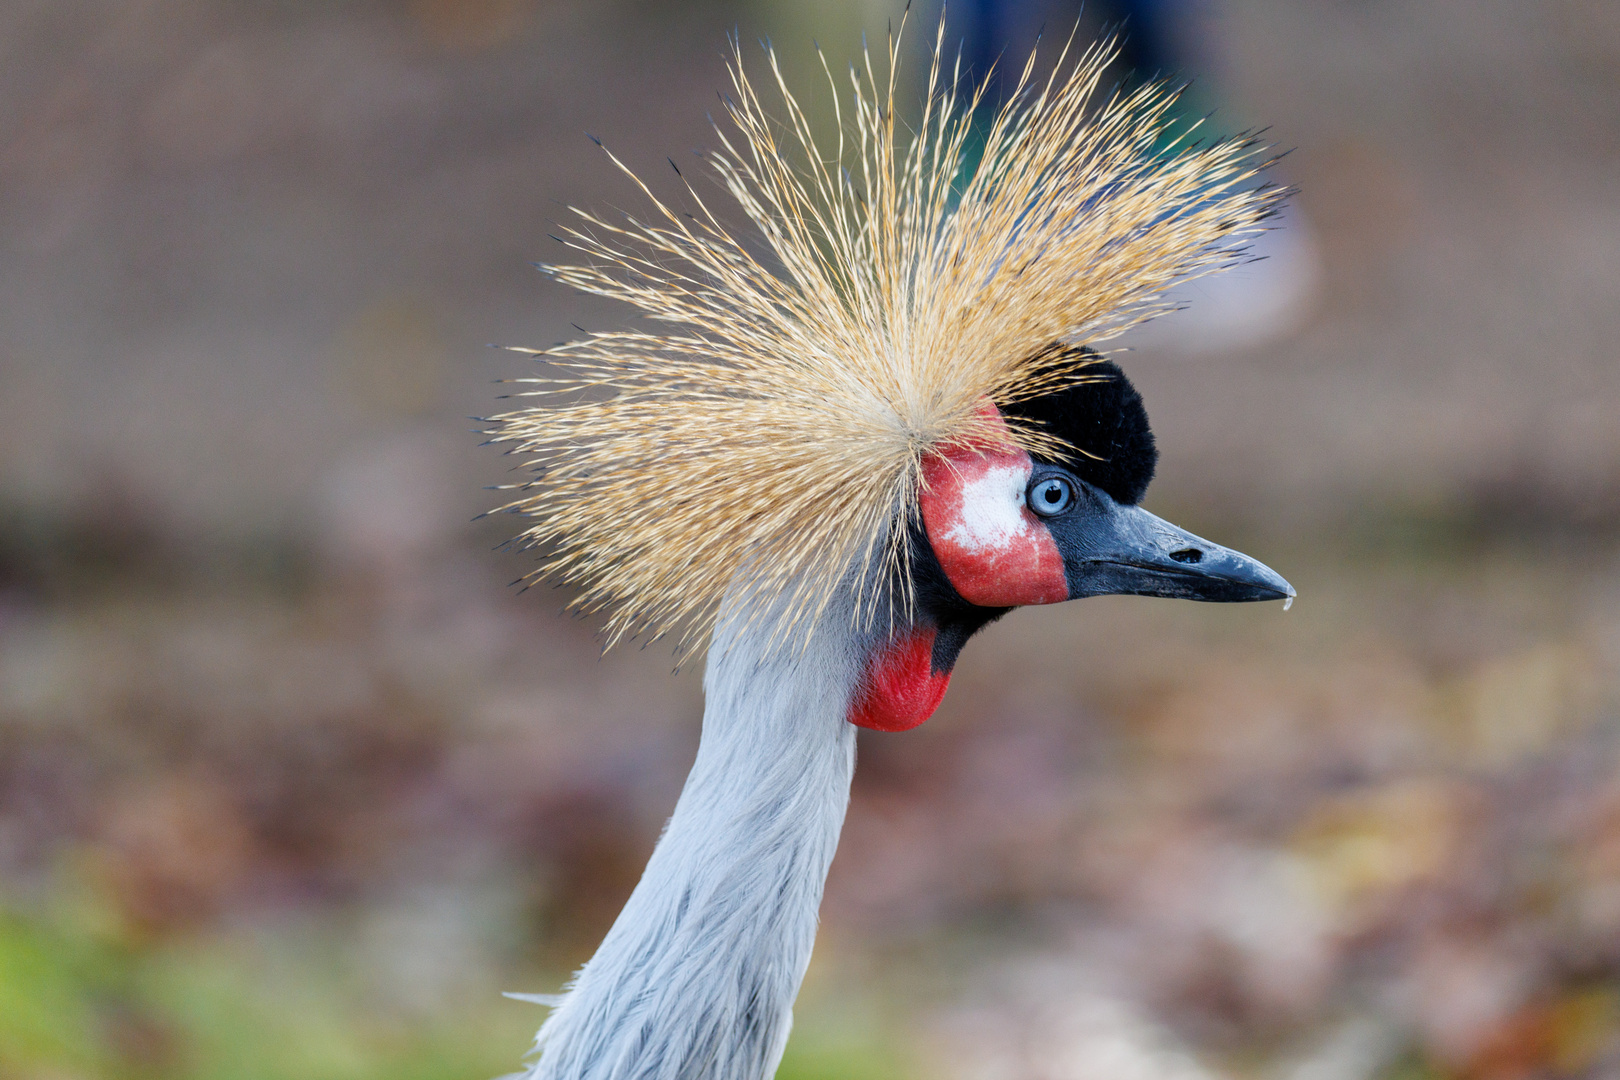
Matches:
[488,14,1281,648]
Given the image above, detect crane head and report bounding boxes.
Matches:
[848,353,1293,733]
[490,21,1296,714]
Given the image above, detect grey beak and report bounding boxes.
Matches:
[1053,496,1295,605]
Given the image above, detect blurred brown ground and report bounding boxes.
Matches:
[1,1,1618,1078]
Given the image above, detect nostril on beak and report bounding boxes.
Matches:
[1169,548,1203,564]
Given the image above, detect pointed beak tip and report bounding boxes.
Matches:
[1237,561,1294,607]
[1259,567,1295,607]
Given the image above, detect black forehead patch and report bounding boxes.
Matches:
[1001,348,1158,505]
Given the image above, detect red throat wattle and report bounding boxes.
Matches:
[847,627,950,732]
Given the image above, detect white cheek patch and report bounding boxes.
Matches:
[941,462,1033,553]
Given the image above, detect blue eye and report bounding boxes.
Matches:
[1027,476,1074,516]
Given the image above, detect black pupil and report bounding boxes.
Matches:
[1042,483,1062,504]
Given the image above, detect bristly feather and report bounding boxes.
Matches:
[487,13,1281,649]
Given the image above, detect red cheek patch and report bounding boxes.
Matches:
[848,627,950,732]
[919,406,1069,608]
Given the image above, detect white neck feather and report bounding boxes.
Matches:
[519,590,869,1080]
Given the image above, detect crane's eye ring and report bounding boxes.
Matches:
[1027,476,1074,517]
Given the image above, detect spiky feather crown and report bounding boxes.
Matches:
[489,15,1280,648]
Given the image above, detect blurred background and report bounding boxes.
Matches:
[2,1,1619,1078]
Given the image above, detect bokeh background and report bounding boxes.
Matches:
[2,1,1619,1078]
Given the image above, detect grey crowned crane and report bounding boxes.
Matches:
[488,16,1294,1080]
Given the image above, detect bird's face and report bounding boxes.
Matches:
[848,357,1293,732]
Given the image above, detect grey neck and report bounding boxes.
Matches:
[520,595,867,1080]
